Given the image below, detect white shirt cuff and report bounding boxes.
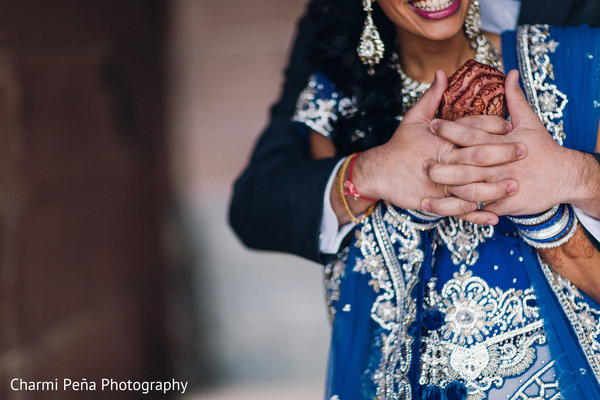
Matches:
[480,0,520,34]
[574,206,600,242]
[319,158,356,254]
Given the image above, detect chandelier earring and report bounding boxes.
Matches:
[464,0,482,42]
[357,0,385,75]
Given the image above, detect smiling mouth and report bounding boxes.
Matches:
[411,0,456,12]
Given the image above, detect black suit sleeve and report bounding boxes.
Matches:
[228,2,342,263]
[519,0,600,27]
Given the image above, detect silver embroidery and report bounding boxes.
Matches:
[510,361,561,400]
[292,74,358,138]
[293,83,337,137]
[324,247,349,322]
[436,218,494,266]
[388,206,494,267]
[420,269,547,400]
[537,255,600,385]
[352,203,499,398]
[518,25,600,384]
[356,203,433,399]
[517,25,568,145]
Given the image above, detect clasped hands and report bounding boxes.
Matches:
[353,69,587,226]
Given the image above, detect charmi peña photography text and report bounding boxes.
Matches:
[10,378,188,395]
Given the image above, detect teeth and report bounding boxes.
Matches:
[413,0,454,11]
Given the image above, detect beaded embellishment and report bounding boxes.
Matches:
[292,73,358,139]
[537,255,600,385]
[517,25,568,146]
[420,267,550,400]
[352,203,433,399]
[436,218,494,266]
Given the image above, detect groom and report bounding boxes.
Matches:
[229,0,600,262]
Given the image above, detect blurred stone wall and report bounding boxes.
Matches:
[0,2,171,399]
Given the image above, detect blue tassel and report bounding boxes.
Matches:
[445,381,468,400]
[423,308,445,331]
[420,385,447,400]
[408,319,421,337]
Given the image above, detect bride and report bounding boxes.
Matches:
[291,0,600,398]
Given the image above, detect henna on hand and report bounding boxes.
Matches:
[439,59,507,121]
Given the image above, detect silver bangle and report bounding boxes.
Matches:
[519,217,578,249]
[512,204,578,249]
[508,204,560,226]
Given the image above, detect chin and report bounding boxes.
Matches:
[417,22,467,42]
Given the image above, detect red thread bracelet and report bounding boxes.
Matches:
[344,153,377,202]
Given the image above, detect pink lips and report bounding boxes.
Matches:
[409,0,461,20]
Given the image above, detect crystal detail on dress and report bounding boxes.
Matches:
[420,269,548,400]
[517,25,568,146]
[293,73,358,138]
[324,247,349,322]
[510,361,561,400]
[436,217,494,266]
[354,203,433,399]
[385,203,493,267]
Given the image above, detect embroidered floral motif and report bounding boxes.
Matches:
[292,74,357,138]
[420,269,548,400]
[354,203,433,399]
[436,218,494,266]
[518,25,568,145]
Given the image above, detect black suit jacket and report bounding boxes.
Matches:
[229,1,341,263]
[229,0,600,263]
[519,0,600,27]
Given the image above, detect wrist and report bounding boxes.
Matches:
[351,149,384,202]
[333,154,378,225]
[564,149,600,218]
[345,153,378,202]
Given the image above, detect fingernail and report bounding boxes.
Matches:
[430,120,439,134]
[423,160,432,176]
[422,201,432,213]
[507,182,518,194]
[486,219,496,226]
[505,121,513,132]
[516,144,527,158]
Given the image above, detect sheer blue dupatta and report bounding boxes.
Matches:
[325,204,437,400]
[518,242,600,398]
[502,24,600,398]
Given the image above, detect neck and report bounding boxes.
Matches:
[397,29,475,83]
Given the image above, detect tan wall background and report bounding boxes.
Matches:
[0,1,170,399]
[168,0,330,398]
[0,1,330,399]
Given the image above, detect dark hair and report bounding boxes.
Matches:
[307,0,403,154]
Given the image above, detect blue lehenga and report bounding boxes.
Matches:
[293,25,600,400]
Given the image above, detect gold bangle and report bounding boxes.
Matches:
[337,154,376,224]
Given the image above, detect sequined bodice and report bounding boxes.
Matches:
[420,268,559,400]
